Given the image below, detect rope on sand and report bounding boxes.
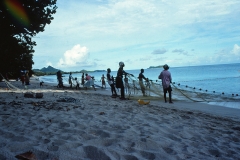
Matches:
[0,73,20,90]
[171,83,204,102]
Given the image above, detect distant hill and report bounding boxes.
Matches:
[33,66,106,76]
[33,66,61,76]
[40,66,60,73]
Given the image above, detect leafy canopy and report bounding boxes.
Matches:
[0,0,57,79]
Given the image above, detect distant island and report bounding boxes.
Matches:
[33,66,106,76]
[148,65,163,69]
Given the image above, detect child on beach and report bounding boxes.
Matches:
[69,72,73,88]
[107,68,118,97]
[20,70,25,85]
[75,77,80,90]
[101,74,106,88]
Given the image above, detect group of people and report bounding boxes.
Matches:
[56,61,173,103]
[107,61,173,103]
[60,72,96,91]
[20,70,30,86]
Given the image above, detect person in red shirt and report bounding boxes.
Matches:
[84,73,96,91]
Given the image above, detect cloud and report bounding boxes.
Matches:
[46,61,53,67]
[57,44,94,68]
[232,44,240,55]
[172,49,190,56]
[152,48,167,54]
[172,49,184,53]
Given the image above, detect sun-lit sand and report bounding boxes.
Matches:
[0,77,240,160]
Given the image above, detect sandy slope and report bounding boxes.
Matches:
[0,79,240,160]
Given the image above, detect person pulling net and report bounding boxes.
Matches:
[115,61,133,100]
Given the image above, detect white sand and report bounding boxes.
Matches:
[0,78,240,160]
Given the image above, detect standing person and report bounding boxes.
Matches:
[116,61,132,100]
[20,70,25,85]
[81,73,85,87]
[25,71,30,85]
[84,73,96,91]
[57,70,64,88]
[101,74,106,88]
[69,72,73,88]
[106,68,118,97]
[158,64,173,103]
[138,69,148,96]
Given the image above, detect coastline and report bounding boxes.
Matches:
[0,78,240,159]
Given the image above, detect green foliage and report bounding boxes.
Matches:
[0,0,57,80]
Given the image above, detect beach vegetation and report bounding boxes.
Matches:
[0,0,57,81]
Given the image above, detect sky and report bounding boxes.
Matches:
[32,0,240,71]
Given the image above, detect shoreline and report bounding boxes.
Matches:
[37,74,240,109]
[0,78,240,159]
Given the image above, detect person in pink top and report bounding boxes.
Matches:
[84,73,96,91]
[158,64,173,103]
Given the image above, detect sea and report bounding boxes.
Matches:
[39,63,240,108]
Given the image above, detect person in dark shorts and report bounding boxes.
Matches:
[106,68,118,97]
[81,73,85,87]
[116,62,133,100]
[101,74,106,88]
[158,64,173,103]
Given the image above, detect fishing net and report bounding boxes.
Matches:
[124,75,240,103]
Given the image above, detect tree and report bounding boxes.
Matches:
[0,0,57,80]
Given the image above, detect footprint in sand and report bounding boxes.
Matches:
[59,122,70,128]
[123,155,138,160]
[47,145,59,151]
[83,146,111,160]
[140,150,156,160]
[162,147,177,155]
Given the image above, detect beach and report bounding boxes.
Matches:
[0,78,240,160]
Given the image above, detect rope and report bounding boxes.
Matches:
[0,73,20,90]
[171,83,204,102]
[125,74,211,102]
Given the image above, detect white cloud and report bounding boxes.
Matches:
[57,44,89,68]
[232,44,240,55]
[172,49,190,56]
[33,0,240,70]
[46,61,53,67]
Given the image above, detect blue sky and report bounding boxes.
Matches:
[32,0,240,71]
